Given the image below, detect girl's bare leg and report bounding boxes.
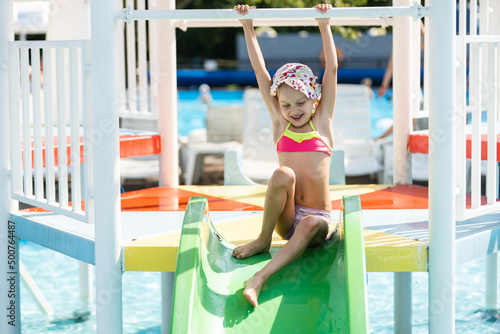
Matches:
[232,167,296,259]
[243,216,329,308]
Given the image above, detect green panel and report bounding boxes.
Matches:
[343,195,369,333]
[171,196,368,333]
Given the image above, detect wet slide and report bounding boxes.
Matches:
[170,196,368,333]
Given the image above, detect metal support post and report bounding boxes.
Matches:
[90,0,123,332]
[428,1,456,333]
[0,1,19,333]
[153,1,178,332]
[394,272,412,334]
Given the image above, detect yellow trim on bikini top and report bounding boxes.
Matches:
[278,121,332,150]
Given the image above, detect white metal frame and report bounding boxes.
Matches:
[455,0,500,221]
[8,40,94,223]
[0,1,16,333]
[428,1,456,332]
[118,0,157,119]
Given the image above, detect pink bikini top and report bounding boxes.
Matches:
[276,121,332,156]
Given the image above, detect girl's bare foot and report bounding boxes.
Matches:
[233,238,271,259]
[243,273,265,308]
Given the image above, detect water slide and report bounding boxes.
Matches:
[170,196,368,333]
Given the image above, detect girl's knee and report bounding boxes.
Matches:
[297,217,328,240]
[270,167,295,187]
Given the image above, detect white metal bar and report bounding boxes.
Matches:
[9,47,22,196]
[487,44,498,204]
[480,1,491,113]
[394,272,412,334]
[79,261,93,307]
[162,271,175,333]
[154,2,178,332]
[156,0,178,188]
[479,0,489,35]
[458,0,466,36]
[428,0,456,332]
[423,0,430,114]
[125,0,137,114]
[43,48,56,204]
[1,3,19,333]
[11,40,89,49]
[471,0,478,36]
[148,7,159,119]
[19,261,54,315]
[56,48,69,208]
[31,47,44,200]
[20,48,32,197]
[411,18,421,124]
[69,47,82,213]
[137,0,149,115]
[11,193,87,221]
[90,0,123,331]
[393,6,413,331]
[116,0,127,115]
[82,40,94,224]
[462,202,500,220]
[392,0,413,185]
[455,35,467,221]
[174,17,392,29]
[486,253,499,310]
[469,44,482,209]
[121,5,426,22]
[463,35,500,44]
[79,40,94,311]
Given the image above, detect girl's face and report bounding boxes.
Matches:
[277,84,316,127]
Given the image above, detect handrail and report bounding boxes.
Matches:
[174,17,393,29]
[118,5,427,24]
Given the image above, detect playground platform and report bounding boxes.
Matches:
[11,184,500,275]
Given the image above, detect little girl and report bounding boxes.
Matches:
[232,4,338,308]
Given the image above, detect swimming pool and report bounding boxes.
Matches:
[177,89,394,139]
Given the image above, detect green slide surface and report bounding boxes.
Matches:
[171,196,368,333]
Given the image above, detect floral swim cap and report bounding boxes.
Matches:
[270,63,321,100]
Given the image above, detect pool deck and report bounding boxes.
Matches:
[10,184,500,274]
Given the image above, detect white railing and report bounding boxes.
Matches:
[118,5,427,22]
[8,40,94,223]
[455,0,500,221]
[118,0,157,120]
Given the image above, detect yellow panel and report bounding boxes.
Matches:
[328,184,388,201]
[123,232,181,271]
[214,215,287,247]
[123,204,428,273]
[123,245,179,272]
[366,246,428,272]
[364,229,428,272]
[181,184,389,208]
[181,185,267,207]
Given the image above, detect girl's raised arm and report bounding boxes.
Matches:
[314,4,338,119]
[234,5,280,118]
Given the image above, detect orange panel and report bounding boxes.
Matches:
[332,185,429,210]
[119,135,161,158]
[120,187,263,211]
[409,132,500,162]
[23,134,161,168]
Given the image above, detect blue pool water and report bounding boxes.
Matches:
[177,89,394,139]
[178,89,245,137]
